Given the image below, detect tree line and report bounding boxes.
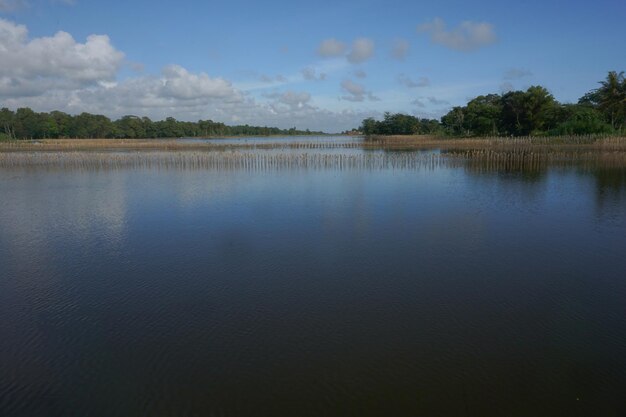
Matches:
[0,110,323,141]
[360,71,625,137]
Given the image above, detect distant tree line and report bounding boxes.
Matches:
[360,71,625,137]
[0,110,323,140]
[360,113,441,135]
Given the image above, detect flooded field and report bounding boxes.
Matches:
[1,137,626,416]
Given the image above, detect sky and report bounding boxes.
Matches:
[0,0,624,132]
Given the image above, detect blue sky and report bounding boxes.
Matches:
[1,0,624,132]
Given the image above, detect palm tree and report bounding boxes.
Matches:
[596,71,626,132]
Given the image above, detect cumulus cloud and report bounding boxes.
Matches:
[264,90,312,110]
[503,68,532,80]
[278,91,311,108]
[301,67,326,81]
[411,99,426,108]
[4,74,372,132]
[0,19,384,132]
[417,18,496,51]
[347,38,375,64]
[410,96,449,109]
[317,38,346,57]
[340,79,379,102]
[316,37,374,64]
[397,74,430,88]
[0,18,124,97]
[259,74,287,83]
[391,39,409,60]
[353,70,367,79]
[426,96,449,105]
[160,65,236,100]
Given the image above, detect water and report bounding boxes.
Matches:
[1,146,626,416]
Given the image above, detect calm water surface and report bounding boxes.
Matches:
[1,146,626,416]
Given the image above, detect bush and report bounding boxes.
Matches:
[550,106,613,135]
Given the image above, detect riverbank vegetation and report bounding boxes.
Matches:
[360,71,625,137]
[0,109,323,140]
[2,136,626,171]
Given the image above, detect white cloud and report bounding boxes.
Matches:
[278,91,311,108]
[3,59,373,132]
[417,18,496,51]
[426,96,449,105]
[411,99,426,108]
[160,65,235,100]
[0,19,384,132]
[347,38,375,64]
[0,18,124,97]
[353,70,367,79]
[397,74,430,88]
[391,39,409,60]
[317,38,346,57]
[264,90,312,110]
[259,73,287,83]
[301,66,326,81]
[340,79,379,102]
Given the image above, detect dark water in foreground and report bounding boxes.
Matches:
[1,153,626,417]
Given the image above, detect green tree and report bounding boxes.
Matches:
[0,108,16,140]
[441,106,466,135]
[551,104,612,135]
[580,71,626,132]
[464,94,502,136]
[115,115,146,138]
[14,107,48,139]
[51,111,72,138]
[360,117,378,135]
[501,87,558,135]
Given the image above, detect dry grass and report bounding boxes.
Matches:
[363,135,626,151]
[0,151,450,171]
[1,136,626,170]
[1,135,625,152]
[0,138,362,152]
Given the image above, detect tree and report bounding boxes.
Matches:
[51,111,72,138]
[464,94,502,136]
[0,108,16,140]
[115,115,146,138]
[551,104,612,135]
[14,107,47,139]
[441,106,466,135]
[580,71,626,132]
[501,87,558,135]
[360,117,378,135]
[359,113,429,136]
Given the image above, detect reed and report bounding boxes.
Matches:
[0,150,452,171]
[1,136,626,171]
[2,136,626,153]
[2,148,626,172]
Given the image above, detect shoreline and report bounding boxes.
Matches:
[1,136,626,170]
[1,135,625,152]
